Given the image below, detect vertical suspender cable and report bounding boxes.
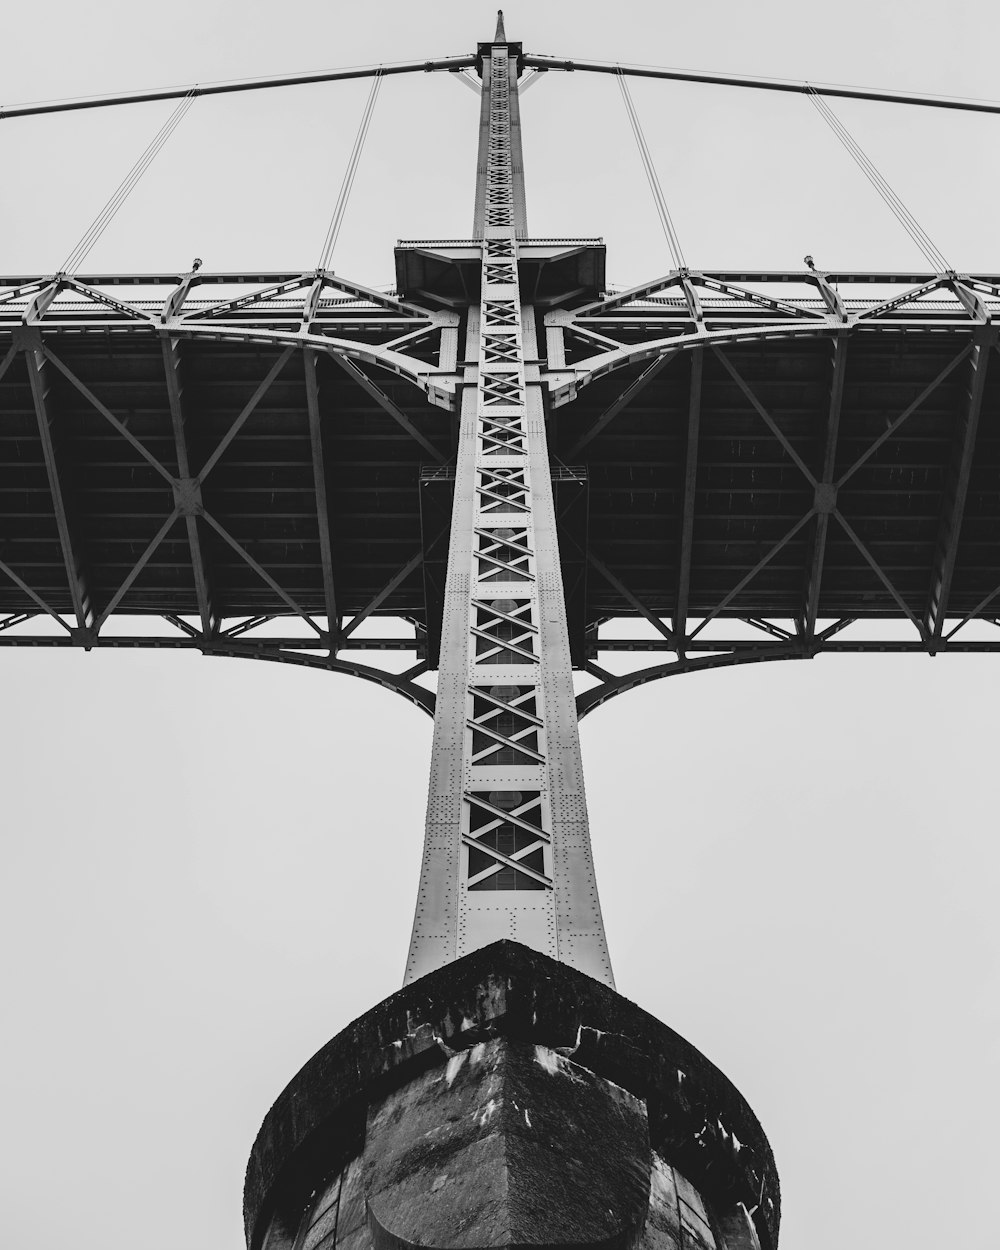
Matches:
[805,84,950,271]
[317,68,384,271]
[616,67,687,270]
[61,90,197,274]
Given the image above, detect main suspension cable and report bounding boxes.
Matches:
[524,54,1000,119]
[317,69,384,271]
[0,56,473,121]
[805,85,950,272]
[615,68,686,270]
[60,90,197,273]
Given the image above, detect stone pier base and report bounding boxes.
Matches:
[245,942,779,1250]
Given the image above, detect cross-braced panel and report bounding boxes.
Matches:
[477,466,531,513]
[475,528,534,581]
[469,685,543,765]
[464,789,550,891]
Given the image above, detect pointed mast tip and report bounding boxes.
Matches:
[495,10,507,42]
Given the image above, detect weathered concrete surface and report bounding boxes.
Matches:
[245,941,778,1250]
[365,1039,650,1247]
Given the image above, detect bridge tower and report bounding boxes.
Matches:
[404,12,613,988]
[243,17,778,1250]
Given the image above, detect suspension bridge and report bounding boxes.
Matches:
[1,12,997,1250]
[1,25,998,708]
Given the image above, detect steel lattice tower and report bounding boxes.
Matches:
[406,18,613,987]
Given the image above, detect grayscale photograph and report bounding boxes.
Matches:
[0,3,996,1249]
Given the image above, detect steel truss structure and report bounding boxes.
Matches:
[3,265,1000,697]
[404,35,612,983]
[3,17,1000,972]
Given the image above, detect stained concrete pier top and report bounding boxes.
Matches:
[245,942,778,1250]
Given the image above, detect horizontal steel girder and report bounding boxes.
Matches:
[3,267,1000,716]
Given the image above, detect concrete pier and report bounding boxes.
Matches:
[246,942,778,1250]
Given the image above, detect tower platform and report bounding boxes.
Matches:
[246,941,777,1250]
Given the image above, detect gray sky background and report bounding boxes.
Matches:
[1,4,997,1250]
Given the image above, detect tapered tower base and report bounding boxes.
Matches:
[246,943,779,1250]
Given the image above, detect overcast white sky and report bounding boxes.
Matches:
[1,4,998,1250]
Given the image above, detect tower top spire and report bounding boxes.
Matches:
[494,9,507,42]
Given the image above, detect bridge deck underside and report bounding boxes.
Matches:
[566,333,999,627]
[0,337,448,621]
[0,327,997,652]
